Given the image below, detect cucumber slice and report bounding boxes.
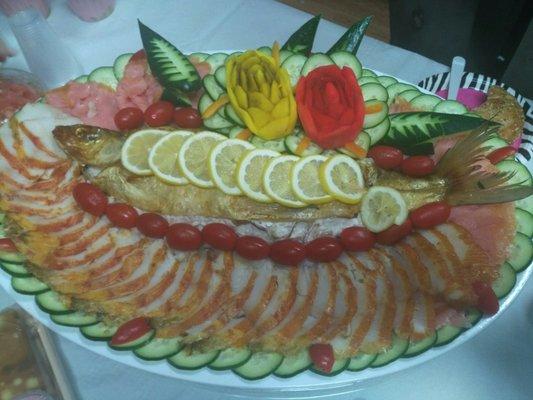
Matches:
[300,53,334,76]
[357,76,379,85]
[250,136,286,153]
[365,117,390,145]
[51,311,99,327]
[496,160,533,187]
[224,104,244,126]
[507,232,533,272]
[346,353,377,371]
[214,66,226,88]
[410,94,442,111]
[433,100,467,114]
[257,46,272,56]
[338,131,371,158]
[205,53,228,72]
[0,261,30,278]
[188,52,209,62]
[281,54,308,87]
[11,276,48,295]
[88,66,118,90]
[386,82,416,105]
[113,53,133,81]
[362,68,377,77]
[233,352,284,380]
[483,136,508,153]
[435,324,462,346]
[274,350,311,378]
[329,51,362,78]
[160,87,192,107]
[311,358,348,376]
[198,94,233,130]
[371,336,409,367]
[361,82,389,102]
[74,75,88,83]
[516,195,533,214]
[134,337,182,360]
[492,262,516,298]
[376,75,398,87]
[327,15,372,55]
[80,322,118,341]
[209,348,252,370]
[466,308,482,326]
[203,74,225,101]
[397,89,422,102]
[229,127,251,140]
[403,332,437,358]
[110,329,155,351]
[516,208,533,237]
[36,290,72,315]
[363,100,388,128]
[168,349,220,371]
[284,132,323,156]
[0,251,25,264]
[139,21,201,92]
[279,50,293,64]
[282,14,320,55]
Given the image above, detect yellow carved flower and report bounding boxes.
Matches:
[226,45,297,140]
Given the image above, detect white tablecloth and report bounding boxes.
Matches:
[1,1,532,399]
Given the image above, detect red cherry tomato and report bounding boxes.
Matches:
[401,155,435,177]
[367,145,404,170]
[472,281,499,315]
[110,317,152,346]
[340,226,376,252]
[376,219,413,245]
[174,107,203,129]
[309,343,335,373]
[410,201,451,230]
[306,237,343,262]
[0,238,17,252]
[114,107,144,131]
[105,203,138,229]
[235,236,270,260]
[270,239,306,266]
[136,213,169,238]
[201,223,237,251]
[144,101,175,127]
[166,223,202,251]
[73,182,108,216]
[486,146,516,164]
[130,49,146,61]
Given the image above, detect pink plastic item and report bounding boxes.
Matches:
[436,88,487,110]
[67,0,115,22]
[0,0,49,17]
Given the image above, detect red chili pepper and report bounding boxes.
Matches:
[309,343,335,373]
[472,281,499,315]
[486,146,516,164]
[410,201,451,230]
[110,317,152,346]
[0,238,17,253]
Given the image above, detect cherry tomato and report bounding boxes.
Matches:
[105,203,138,229]
[130,49,146,61]
[144,101,174,127]
[136,213,169,238]
[110,317,152,346]
[367,145,404,170]
[309,343,334,373]
[114,107,144,131]
[270,239,306,266]
[376,219,413,245]
[340,227,376,252]
[201,223,237,251]
[166,223,202,251]
[401,155,435,177]
[235,236,270,260]
[486,146,516,164]
[410,201,451,229]
[174,107,203,129]
[73,182,108,216]
[472,281,499,315]
[0,238,17,252]
[306,237,343,262]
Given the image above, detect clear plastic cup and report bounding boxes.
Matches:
[8,8,84,89]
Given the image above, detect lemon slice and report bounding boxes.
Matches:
[148,130,192,185]
[209,139,254,195]
[319,154,365,204]
[121,129,169,175]
[291,155,332,204]
[177,131,226,188]
[236,149,279,203]
[360,186,408,233]
[263,155,307,208]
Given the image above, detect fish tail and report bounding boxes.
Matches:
[436,125,533,205]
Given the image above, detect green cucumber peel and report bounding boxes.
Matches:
[327,16,373,55]
[282,14,321,55]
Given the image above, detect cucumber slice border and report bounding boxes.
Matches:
[110,329,155,351]
[232,352,284,381]
[403,333,437,358]
[168,349,221,371]
[0,261,30,278]
[208,347,252,371]
[274,350,312,378]
[507,232,533,272]
[310,358,349,377]
[80,322,118,342]
[134,337,182,361]
[516,208,533,237]
[35,290,72,315]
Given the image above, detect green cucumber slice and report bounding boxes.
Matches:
[362,68,377,77]
[0,261,30,277]
[363,100,388,128]
[134,337,182,360]
[515,208,533,237]
[80,322,118,341]
[386,82,417,105]
[327,16,372,55]
[329,51,362,78]
[371,336,409,367]
[397,89,422,101]
[160,87,192,107]
[74,75,88,83]
[282,14,321,55]
[357,76,379,85]
[516,195,533,214]
[229,126,251,140]
[35,290,72,315]
[209,348,252,370]
[281,54,308,87]
[376,75,398,88]
[88,66,118,90]
[338,131,371,158]
[435,325,462,346]
[403,332,437,358]
[311,358,348,376]
[279,50,293,64]
[11,276,48,295]
[0,251,25,264]
[110,329,155,351]
[365,117,390,145]
[361,82,389,103]
[113,53,133,81]
[233,352,284,380]
[496,160,533,187]
[507,232,533,272]
[433,100,467,114]
[482,136,508,153]
[492,262,516,298]
[188,52,209,62]
[410,94,442,111]
[347,353,377,371]
[203,74,225,101]
[250,135,286,153]
[257,46,272,56]
[274,350,311,378]
[300,53,334,76]
[168,349,220,371]
[224,104,244,126]
[284,131,323,156]
[205,53,228,72]
[214,66,226,88]
[51,311,99,327]
[198,94,233,130]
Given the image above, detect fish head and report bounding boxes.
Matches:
[53,124,126,166]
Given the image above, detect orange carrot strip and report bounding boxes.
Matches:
[365,102,383,114]
[202,95,229,119]
[344,142,367,158]
[295,136,311,155]
[236,129,252,140]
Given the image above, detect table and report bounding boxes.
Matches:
[1,1,532,399]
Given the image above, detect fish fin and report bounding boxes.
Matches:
[436,125,533,205]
